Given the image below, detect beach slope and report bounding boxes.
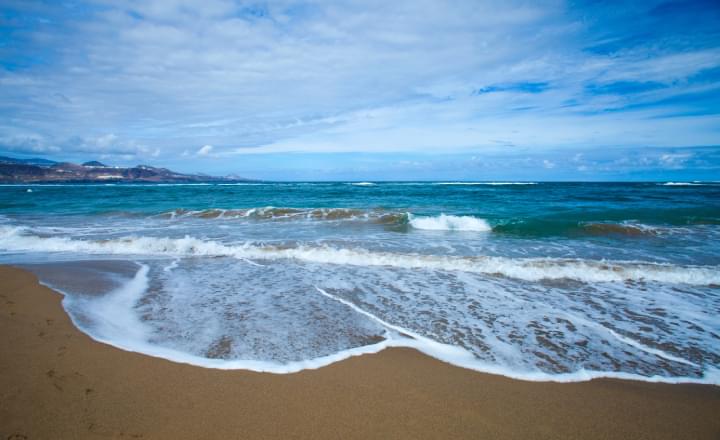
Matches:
[1,265,718,439]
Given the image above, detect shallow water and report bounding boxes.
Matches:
[1,182,718,382]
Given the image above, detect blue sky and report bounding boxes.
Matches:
[1,0,719,180]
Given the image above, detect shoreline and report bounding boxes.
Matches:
[1,264,719,439]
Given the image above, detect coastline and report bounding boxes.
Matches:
[1,264,719,439]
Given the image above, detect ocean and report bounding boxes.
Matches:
[0,181,718,383]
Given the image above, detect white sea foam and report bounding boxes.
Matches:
[50,265,720,383]
[1,226,718,285]
[409,214,492,232]
[349,182,376,186]
[59,264,152,345]
[216,183,268,186]
[163,259,180,272]
[156,206,382,221]
[53,264,395,373]
[435,182,537,185]
[662,182,703,186]
[73,319,720,382]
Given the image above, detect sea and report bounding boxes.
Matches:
[0,181,718,383]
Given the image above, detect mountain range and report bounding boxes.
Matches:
[0,156,250,183]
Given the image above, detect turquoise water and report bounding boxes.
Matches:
[0,182,719,382]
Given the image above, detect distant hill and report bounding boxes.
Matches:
[0,156,251,183]
[82,160,108,167]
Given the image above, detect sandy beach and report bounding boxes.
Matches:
[1,264,719,439]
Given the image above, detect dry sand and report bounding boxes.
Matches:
[1,265,719,439]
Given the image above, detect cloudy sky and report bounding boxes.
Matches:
[1,0,719,180]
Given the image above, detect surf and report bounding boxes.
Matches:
[2,226,718,285]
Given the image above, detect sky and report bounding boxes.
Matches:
[1,0,719,181]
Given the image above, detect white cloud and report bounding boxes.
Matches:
[659,152,692,168]
[0,0,718,166]
[0,131,151,158]
[94,133,118,148]
[197,144,213,156]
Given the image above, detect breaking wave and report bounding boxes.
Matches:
[156,208,497,232]
[75,205,710,241]
[435,182,537,185]
[662,182,704,186]
[157,207,394,222]
[1,226,718,285]
[408,214,492,232]
[580,222,664,237]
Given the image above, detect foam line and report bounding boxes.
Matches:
[312,289,718,385]
[240,257,265,267]
[605,328,698,367]
[35,266,720,384]
[316,286,418,336]
[557,309,699,367]
[163,259,180,272]
[1,226,718,285]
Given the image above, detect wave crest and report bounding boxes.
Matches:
[581,222,662,237]
[662,182,704,186]
[409,214,492,231]
[1,226,717,285]
[158,207,384,221]
[435,182,537,185]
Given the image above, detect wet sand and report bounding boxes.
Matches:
[1,265,719,439]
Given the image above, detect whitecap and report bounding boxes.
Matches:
[409,214,492,232]
[435,182,537,185]
[662,182,703,186]
[2,226,718,285]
